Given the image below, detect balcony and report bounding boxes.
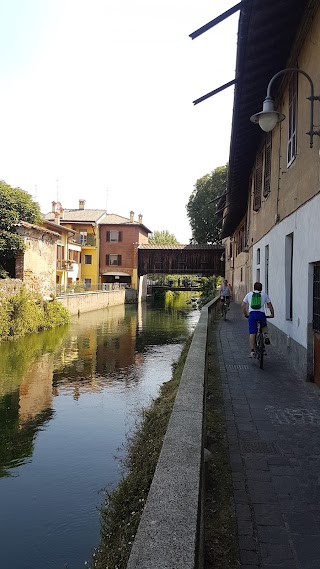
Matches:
[72,233,96,247]
[57,259,75,271]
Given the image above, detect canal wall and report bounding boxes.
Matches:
[57,289,126,315]
[127,295,220,569]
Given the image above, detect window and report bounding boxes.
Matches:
[106,254,122,266]
[84,278,92,288]
[84,254,92,264]
[106,230,122,242]
[68,250,80,263]
[287,74,297,166]
[253,151,263,211]
[285,233,294,320]
[257,248,261,265]
[256,268,260,282]
[57,245,64,261]
[264,132,272,196]
[265,245,269,294]
[240,267,243,282]
[80,231,87,245]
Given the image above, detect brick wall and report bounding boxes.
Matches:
[99,224,149,283]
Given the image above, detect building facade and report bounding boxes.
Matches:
[15,221,59,297]
[99,211,150,289]
[222,0,320,382]
[45,200,107,290]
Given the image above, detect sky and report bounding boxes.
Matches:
[0,0,239,243]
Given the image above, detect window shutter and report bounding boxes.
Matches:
[118,255,122,266]
[264,133,272,197]
[106,231,110,242]
[253,151,263,211]
[106,254,110,265]
[119,231,122,242]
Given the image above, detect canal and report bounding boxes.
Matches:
[0,294,200,569]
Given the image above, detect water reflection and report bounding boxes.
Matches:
[0,328,68,477]
[0,295,199,569]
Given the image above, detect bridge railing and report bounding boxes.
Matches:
[126,295,221,569]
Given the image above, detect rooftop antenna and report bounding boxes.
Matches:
[56,179,59,203]
[33,184,38,201]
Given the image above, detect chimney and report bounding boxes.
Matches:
[52,201,56,213]
[79,199,86,210]
[130,211,134,223]
[54,211,60,225]
[138,214,143,224]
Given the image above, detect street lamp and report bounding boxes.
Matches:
[250,68,320,148]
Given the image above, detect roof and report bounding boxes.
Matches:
[15,221,60,237]
[222,0,315,237]
[45,209,107,223]
[44,210,151,232]
[103,213,152,233]
[139,244,223,250]
[43,220,76,234]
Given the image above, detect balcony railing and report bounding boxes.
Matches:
[56,282,127,296]
[71,233,96,247]
[57,259,75,271]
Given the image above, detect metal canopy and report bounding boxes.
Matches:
[221,0,314,238]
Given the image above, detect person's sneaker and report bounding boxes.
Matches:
[264,334,270,345]
[249,351,255,358]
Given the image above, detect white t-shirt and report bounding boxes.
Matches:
[243,291,271,313]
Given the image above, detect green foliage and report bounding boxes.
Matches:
[197,277,217,309]
[0,180,42,272]
[149,229,179,244]
[0,287,70,342]
[186,165,228,244]
[92,335,193,569]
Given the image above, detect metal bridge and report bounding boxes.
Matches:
[138,244,225,277]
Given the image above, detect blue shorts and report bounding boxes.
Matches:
[248,311,267,334]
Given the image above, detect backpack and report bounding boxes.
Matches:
[250,291,262,310]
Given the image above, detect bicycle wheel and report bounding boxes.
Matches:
[224,303,227,320]
[257,332,264,369]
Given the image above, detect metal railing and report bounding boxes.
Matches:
[56,282,127,296]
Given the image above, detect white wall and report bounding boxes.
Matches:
[252,193,320,349]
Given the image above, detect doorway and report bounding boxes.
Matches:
[313,264,320,385]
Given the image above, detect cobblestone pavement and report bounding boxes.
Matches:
[216,303,320,569]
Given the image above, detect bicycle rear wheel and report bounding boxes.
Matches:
[257,333,264,369]
[224,303,227,320]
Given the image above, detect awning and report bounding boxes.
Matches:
[102,272,131,277]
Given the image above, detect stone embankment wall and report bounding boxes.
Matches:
[127,295,220,569]
[57,289,126,315]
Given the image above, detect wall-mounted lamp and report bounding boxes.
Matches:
[250,68,320,148]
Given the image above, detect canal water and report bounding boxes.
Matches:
[0,295,199,569]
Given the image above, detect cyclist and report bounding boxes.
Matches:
[220,279,232,316]
[241,282,274,357]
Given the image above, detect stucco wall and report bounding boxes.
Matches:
[57,290,125,315]
[15,227,57,297]
[252,194,320,350]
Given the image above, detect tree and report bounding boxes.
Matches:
[0,181,42,275]
[186,164,228,244]
[149,230,179,244]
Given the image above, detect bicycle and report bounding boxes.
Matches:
[221,297,228,320]
[254,320,265,369]
[253,316,272,369]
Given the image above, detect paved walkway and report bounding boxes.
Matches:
[216,303,320,569]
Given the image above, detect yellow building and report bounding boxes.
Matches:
[45,200,107,290]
